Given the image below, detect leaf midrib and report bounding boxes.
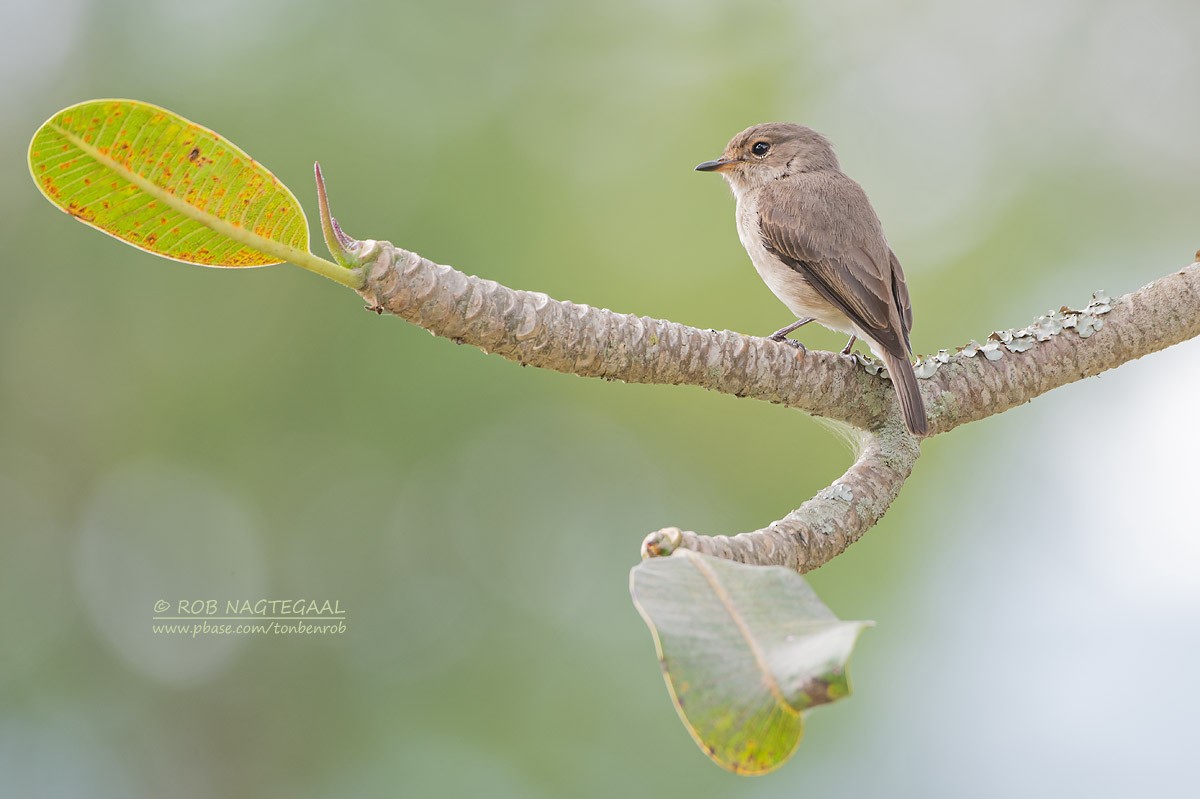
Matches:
[689,555,799,717]
[50,120,307,267]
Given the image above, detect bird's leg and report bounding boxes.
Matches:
[841,335,858,356]
[769,317,814,350]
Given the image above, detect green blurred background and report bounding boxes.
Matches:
[4,0,1200,796]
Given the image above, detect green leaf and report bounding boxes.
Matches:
[630,550,870,774]
[28,99,358,286]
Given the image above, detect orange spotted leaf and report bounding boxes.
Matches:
[28,99,310,268]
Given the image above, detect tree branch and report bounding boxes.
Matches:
[924,262,1200,434]
[641,422,919,571]
[355,236,1200,571]
[356,243,896,428]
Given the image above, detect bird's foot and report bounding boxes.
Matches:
[768,317,813,353]
[767,334,806,353]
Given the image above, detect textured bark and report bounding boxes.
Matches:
[641,423,919,572]
[357,239,1200,571]
[357,244,894,428]
[923,263,1200,434]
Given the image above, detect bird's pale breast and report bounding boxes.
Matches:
[734,191,858,337]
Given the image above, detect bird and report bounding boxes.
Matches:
[696,122,927,436]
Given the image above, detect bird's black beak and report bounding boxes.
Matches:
[695,158,734,172]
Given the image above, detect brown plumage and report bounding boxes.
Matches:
[696,122,927,436]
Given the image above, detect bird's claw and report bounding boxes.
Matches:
[769,335,806,354]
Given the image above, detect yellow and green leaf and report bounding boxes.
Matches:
[28,99,358,286]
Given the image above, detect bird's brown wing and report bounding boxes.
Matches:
[889,248,914,338]
[758,179,910,358]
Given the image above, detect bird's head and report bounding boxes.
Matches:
[695,122,839,194]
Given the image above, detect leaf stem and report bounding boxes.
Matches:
[286,250,365,288]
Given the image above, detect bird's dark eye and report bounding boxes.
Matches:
[751,141,770,157]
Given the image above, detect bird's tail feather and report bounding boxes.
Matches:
[883,352,928,436]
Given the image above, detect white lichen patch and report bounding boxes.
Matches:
[1004,330,1036,353]
[913,359,940,378]
[826,483,854,502]
[1030,311,1064,341]
[854,353,884,376]
[899,290,1117,376]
